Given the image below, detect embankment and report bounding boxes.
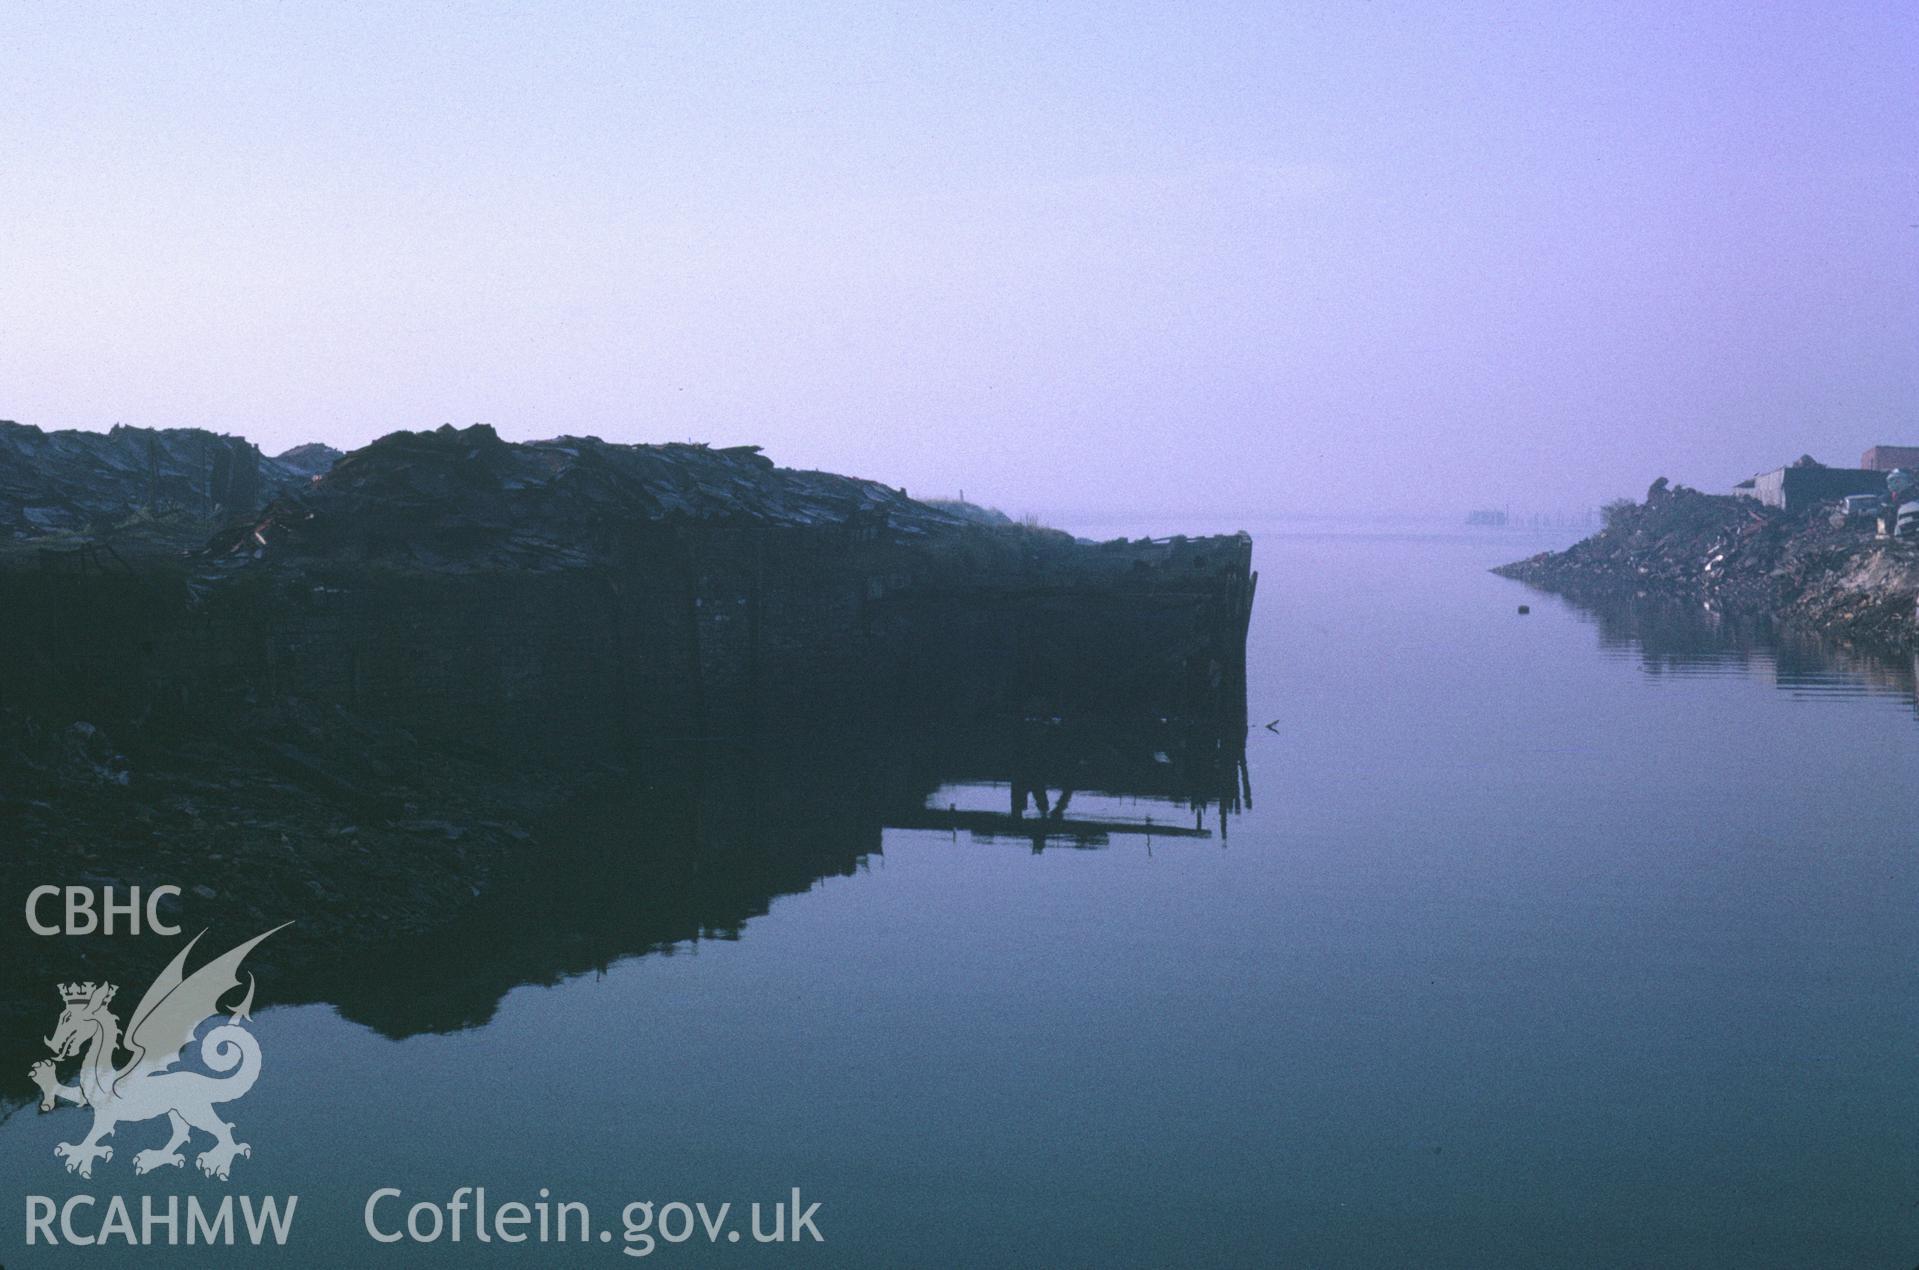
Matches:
[1495,482,1919,650]
[0,423,1255,1080]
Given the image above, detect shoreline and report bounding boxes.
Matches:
[0,423,1256,1105]
[1494,482,1919,654]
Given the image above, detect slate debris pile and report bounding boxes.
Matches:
[0,419,977,569]
[212,423,973,570]
[1497,479,1919,650]
[271,441,345,480]
[922,497,1017,526]
[0,419,316,546]
[1498,482,1771,598]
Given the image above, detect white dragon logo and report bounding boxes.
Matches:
[27,924,288,1180]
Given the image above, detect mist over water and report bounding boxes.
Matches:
[4,524,1915,1266]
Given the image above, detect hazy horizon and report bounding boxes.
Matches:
[3,3,1913,521]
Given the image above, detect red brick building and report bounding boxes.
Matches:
[1861,446,1919,471]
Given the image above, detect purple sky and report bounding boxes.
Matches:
[2,3,1913,521]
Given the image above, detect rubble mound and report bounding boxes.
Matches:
[1497,481,1919,649]
[0,419,313,544]
[272,441,345,480]
[922,497,1016,526]
[214,424,971,570]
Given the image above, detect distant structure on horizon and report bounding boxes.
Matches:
[1861,445,1919,472]
[1464,507,1596,530]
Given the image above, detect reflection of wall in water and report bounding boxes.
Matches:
[282,718,1250,1040]
[0,713,1250,1094]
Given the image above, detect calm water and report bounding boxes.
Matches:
[6,525,1919,1267]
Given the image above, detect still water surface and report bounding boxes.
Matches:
[5,525,1918,1267]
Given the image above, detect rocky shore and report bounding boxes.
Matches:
[1495,480,1919,650]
